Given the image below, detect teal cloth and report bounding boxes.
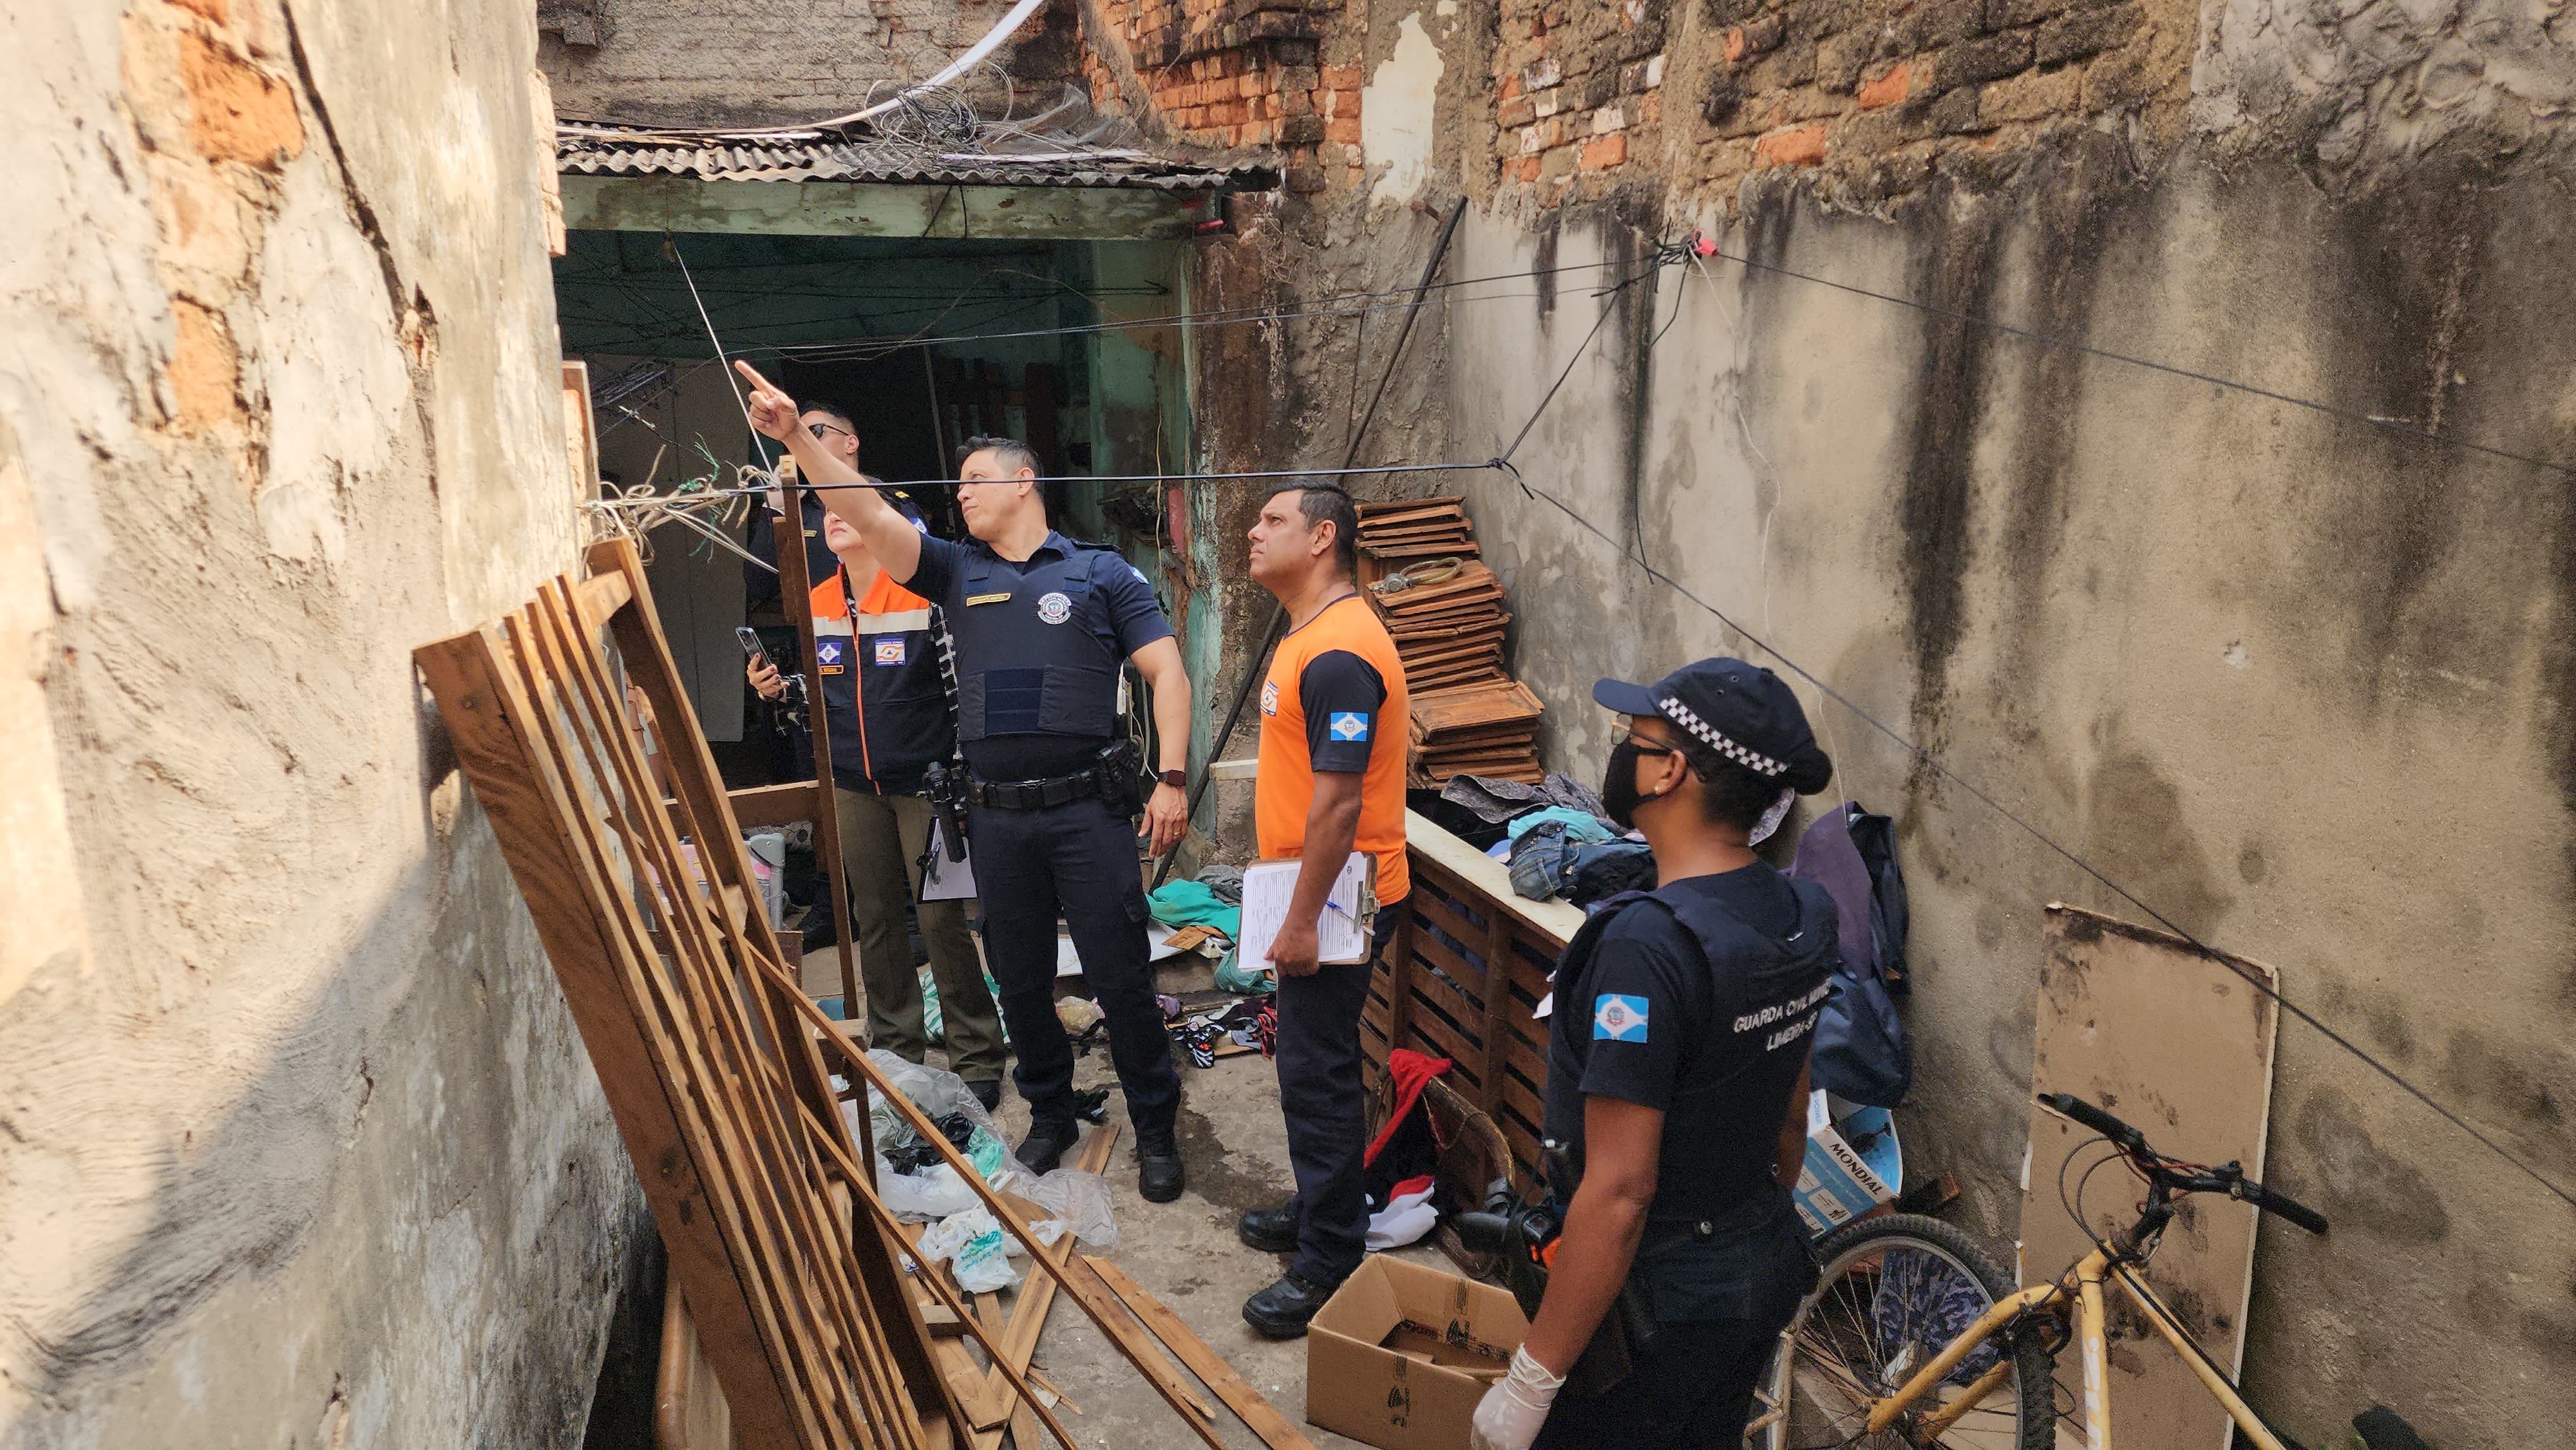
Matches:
[1504,805,1616,845]
[1146,880,1242,942]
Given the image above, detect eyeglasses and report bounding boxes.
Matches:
[1612,715,1681,757]
[806,422,853,442]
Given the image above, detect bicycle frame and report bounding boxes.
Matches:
[1854,1244,2289,1450]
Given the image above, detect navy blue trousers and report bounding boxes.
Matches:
[969,796,1180,1137]
[1273,901,1408,1287]
[1531,1315,1783,1450]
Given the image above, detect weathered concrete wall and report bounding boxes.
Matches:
[1433,103,2575,1450]
[541,0,1086,126]
[0,2,643,1444]
[1093,2,2576,1445]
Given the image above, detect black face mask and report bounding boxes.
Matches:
[1600,738,1678,829]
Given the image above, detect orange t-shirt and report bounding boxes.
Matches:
[1255,593,1410,905]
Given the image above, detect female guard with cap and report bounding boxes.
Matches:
[1471,658,1839,1450]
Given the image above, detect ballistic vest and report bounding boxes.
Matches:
[1542,876,1840,1215]
[945,536,1129,746]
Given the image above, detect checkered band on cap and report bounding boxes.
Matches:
[1658,695,1787,777]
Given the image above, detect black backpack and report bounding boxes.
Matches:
[1786,802,1913,1107]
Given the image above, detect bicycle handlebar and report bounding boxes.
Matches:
[2233,1179,2329,1236]
[2037,1092,2328,1236]
[2038,1091,2146,1153]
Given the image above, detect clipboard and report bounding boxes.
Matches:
[1236,852,1377,968]
[918,821,976,901]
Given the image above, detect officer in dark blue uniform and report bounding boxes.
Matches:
[1472,659,1838,1450]
[739,362,1198,1203]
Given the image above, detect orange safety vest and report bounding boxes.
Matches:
[1255,593,1410,905]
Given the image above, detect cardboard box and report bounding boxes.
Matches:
[1307,1256,1529,1450]
[1793,1090,1904,1236]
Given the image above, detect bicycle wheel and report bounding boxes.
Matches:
[1754,1214,2054,1450]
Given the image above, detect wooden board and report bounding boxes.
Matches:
[418,541,958,1450]
[1084,1257,1317,1450]
[2023,905,2280,1450]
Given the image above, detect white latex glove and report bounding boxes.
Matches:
[1469,1345,1565,1450]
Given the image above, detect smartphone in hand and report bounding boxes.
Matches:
[735,626,768,665]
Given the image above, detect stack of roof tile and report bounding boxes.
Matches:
[1407,677,1546,786]
[1356,498,1545,785]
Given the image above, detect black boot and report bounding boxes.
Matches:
[967,1078,1003,1113]
[1137,1129,1185,1203]
[1016,1115,1080,1174]
[1241,1272,1336,1339]
[1236,1199,1299,1253]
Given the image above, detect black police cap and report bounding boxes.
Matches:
[1592,657,1833,795]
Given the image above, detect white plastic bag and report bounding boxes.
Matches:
[877,1158,983,1221]
[866,1050,1010,1180]
[917,1207,1022,1293]
[1013,1168,1119,1251]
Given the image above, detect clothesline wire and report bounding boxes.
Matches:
[594,256,1633,363]
[1692,241,2576,480]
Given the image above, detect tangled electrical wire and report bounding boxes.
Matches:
[583,450,774,573]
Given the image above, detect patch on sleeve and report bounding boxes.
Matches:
[1131,565,1149,583]
[1329,711,1371,742]
[1593,993,1649,1042]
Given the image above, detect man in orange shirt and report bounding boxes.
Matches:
[1236,480,1412,1337]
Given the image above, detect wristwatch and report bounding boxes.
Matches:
[1157,769,1187,790]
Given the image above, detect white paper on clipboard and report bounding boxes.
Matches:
[918,821,976,901]
[1236,853,1373,968]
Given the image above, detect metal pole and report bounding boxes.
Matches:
[1151,195,1470,888]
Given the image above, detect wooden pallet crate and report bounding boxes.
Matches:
[1362,811,1584,1191]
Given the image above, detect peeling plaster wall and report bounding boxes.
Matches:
[1158,1,2576,1444]
[1435,120,2576,1450]
[0,2,641,1444]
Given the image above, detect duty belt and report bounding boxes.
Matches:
[966,769,1103,811]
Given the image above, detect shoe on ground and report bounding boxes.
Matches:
[967,1078,1003,1113]
[1236,1200,1299,1254]
[1137,1131,1185,1203]
[1016,1116,1080,1174]
[1242,1272,1335,1339]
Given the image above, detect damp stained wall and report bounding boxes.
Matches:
[0,2,643,1444]
[1437,131,2576,1450]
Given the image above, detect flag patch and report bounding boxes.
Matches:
[1594,994,1649,1042]
[873,638,905,666]
[1329,711,1370,742]
[1260,680,1280,717]
[815,639,846,674]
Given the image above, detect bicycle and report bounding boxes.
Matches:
[1754,1092,2331,1450]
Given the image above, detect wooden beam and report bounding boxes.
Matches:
[726,780,826,830]
[1083,1257,1317,1450]
[562,173,1218,242]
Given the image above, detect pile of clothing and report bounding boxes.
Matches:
[1146,867,1271,990]
[1166,993,1276,1068]
[1439,773,1656,906]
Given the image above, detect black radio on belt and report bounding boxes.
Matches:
[1092,738,1145,816]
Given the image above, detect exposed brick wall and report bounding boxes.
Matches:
[1490,0,2190,207]
[1492,0,1673,204]
[1081,0,1367,192]
[540,0,1084,126]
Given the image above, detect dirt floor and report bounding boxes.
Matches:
[804,944,1450,1450]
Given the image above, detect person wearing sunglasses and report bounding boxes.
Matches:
[1473,659,1839,1450]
